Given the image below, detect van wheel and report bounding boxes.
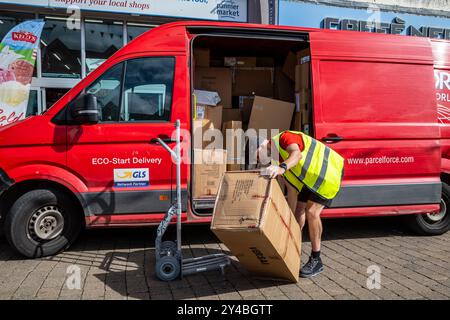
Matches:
[4,189,82,258]
[406,182,450,236]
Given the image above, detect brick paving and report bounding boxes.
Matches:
[0,217,449,300]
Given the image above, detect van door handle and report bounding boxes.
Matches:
[322,135,343,143]
[150,136,176,144]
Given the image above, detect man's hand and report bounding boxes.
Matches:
[263,165,285,179]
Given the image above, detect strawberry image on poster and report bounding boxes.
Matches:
[0,68,15,84]
[9,59,34,85]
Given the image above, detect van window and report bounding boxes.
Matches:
[86,62,123,122]
[121,57,175,122]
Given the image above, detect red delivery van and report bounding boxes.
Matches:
[0,21,448,258]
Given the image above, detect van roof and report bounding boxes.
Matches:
[111,20,449,67]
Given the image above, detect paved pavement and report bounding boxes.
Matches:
[0,216,449,300]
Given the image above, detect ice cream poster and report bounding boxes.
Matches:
[0,20,44,126]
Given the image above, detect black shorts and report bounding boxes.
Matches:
[297,187,333,207]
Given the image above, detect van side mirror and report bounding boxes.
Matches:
[69,93,99,124]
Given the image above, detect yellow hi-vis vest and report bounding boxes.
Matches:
[272,131,344,200]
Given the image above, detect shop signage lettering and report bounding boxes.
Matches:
[0,0,247,22]
[323,17,450,40]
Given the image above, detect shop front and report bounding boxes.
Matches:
[0,0,252,116]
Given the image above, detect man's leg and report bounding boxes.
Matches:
[300,200,325,278]
[294,201,307,230]
[305,201,325,252]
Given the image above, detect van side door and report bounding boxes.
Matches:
[309,31,441,211]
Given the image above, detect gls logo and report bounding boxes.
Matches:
[114,168,149,187]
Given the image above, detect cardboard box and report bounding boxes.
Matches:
[195,67,232,107]
[295,89,310,112]
[211,171,301,282]
[233,68,274,97]
[295,64,310,91]
[256,57,275,67]
[248,96,295,135]
[193,119,216,149]
[297,48,311,64]
[291,112,301,131]
[222,108,242,123]
[222,121,244,171]
[195,104,223,131]
[274,67,295,102]
[224,56,257,68]
[239,96,255,124]
[282,51,297,81]
[193,149,227,198]
[194,89,220,106]
[194,48,210,67]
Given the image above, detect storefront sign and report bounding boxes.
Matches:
[279,0,450,39]
[0,20,44,126]
[323,17,450,40]
[0,0,248,22]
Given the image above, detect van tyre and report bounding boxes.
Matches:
[4,189,82,258]
[407,182,450,236]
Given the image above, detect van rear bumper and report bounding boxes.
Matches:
[0,168,14,196]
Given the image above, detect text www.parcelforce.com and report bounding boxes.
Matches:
[347,156,415,165]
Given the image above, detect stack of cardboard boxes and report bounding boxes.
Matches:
[192,47,308,199]
[282,48,312,134]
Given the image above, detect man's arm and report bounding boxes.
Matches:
[266,143,303,178]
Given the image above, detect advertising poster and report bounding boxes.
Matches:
[0,20,44,126]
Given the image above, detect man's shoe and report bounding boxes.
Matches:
[300,256,324,278]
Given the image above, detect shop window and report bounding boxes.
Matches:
[26,89,38,116]
[85,20,123,73]
[127,24,153,42]
[40,17,81,79]
[85,62,123,122]
[0,12,35,40]
[121,57,174,122]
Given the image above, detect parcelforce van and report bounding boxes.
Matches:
[0,21,448,258]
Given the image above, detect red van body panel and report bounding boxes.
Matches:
[432,40,450,175]
[0,21,446,227]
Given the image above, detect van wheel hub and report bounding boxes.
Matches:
[425,199,446,223]
[28,206,64,241]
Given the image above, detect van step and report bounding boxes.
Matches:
[193,198,216,211]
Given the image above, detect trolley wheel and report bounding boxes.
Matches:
[160,241,177,255]
[155,255,181,281]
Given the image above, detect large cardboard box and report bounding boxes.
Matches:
[239,96,255,124]
[295,89,310,112]
[195,104,223,130]
[282,51,297,81]
[195,67,232,107]
[295,64,310,91]
[193,119,216,149]
[194,48,210,67]
[192,149,227,198]
[274,67,295,102]
[211,171,301,282]
[222,108,242,123]
[222,121,244,171]
[224,56,257,68]
[233,68,274,97]
[248,96,295,134]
